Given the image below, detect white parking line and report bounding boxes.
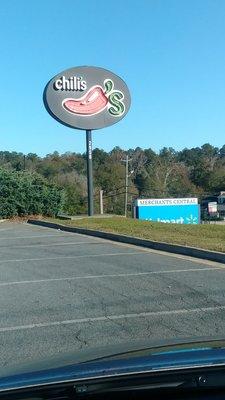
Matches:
[0,251,144,264]
[1,305,225,332]
[0,228,19,233]
[0,241,103,249]
[0,266,223,286]
[0,234,72,241]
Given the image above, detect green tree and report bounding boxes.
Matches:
[54,171,87,215]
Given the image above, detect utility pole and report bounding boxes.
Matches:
[122,155,132,217]
[99,189,104,215]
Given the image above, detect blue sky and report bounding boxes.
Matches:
[1,0,225,155]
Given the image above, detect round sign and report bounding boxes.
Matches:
[43,66,131,130]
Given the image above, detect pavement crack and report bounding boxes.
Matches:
[74,329,88,348]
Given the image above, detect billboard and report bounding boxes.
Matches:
[43,66,131,130]
[136,198,200,224]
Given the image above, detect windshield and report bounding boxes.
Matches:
[1,0,225,373]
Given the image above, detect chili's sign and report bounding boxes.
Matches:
[43,66,131,130]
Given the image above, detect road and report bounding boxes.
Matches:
[0,221,225,369]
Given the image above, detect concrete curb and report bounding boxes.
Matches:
[27,219,225,264]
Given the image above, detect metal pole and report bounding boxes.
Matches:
[100,189,104,215]
[86,130,94,216]
[125,155,128,217]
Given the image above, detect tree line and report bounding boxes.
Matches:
[0,143,225,217]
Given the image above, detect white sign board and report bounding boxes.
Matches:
[208,202,217,213]
[136,198,198,207]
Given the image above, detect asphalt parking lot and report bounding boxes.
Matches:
[1,221,225,369]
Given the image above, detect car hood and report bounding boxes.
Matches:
[1,337,225,392]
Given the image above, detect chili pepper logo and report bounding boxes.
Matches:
[62,79,125,117]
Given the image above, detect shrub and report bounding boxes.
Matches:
[0,169,62,218]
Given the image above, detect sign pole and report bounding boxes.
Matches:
[86,129,94,216]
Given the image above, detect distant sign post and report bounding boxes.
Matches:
[43,66,131,216]
[136,198,200,224]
